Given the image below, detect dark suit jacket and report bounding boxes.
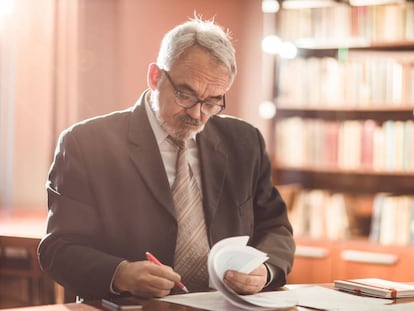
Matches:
[38,90,295,299]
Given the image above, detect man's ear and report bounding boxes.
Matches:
[147,63,161,90]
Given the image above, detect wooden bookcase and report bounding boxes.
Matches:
[269,1,414,283]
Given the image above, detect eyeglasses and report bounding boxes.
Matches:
[162,70,225,116]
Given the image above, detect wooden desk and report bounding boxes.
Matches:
[0,211,412,311]
[1,286,413,311]
[0,208,57,307]
[0,208,47,238]
[0,298,293,311]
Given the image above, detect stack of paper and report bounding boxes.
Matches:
[159,237,414,311]
[207,236,298,310]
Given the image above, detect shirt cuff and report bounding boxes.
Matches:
[109,260,128,295]
[264,262,276,287]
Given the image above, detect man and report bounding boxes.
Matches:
[38,17,295,300]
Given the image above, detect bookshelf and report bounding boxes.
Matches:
[270,1,414,283]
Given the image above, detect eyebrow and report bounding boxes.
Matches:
[176,83,224,101]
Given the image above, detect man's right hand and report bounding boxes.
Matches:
[112,260,181,298]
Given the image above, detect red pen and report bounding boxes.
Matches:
[145,251,189,293]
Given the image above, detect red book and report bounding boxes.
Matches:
[360,119,377,169]
[324,121,340,168]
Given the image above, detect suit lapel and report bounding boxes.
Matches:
[127,92,176,218]
[126,93,228,223]
[197,125,227,229]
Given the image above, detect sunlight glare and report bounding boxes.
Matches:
[0,0,14,17]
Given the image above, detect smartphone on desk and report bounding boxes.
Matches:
[101,297,143,310]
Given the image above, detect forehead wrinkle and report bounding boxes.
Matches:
[170,47,229,99]
[174,80,197,95]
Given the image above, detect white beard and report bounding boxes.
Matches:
[150,90,204,141]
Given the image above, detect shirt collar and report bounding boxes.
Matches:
[145,93,169,146]
[144,92,197,147]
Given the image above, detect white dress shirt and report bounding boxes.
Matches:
[145,97,203,193]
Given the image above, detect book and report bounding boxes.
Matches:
[334,278,414,299]
[207,236,298,310]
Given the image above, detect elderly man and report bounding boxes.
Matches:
[38,17,295,300]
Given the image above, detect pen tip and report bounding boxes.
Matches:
[182,286,189,293]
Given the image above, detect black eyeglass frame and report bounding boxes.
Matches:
[162,70,226,116]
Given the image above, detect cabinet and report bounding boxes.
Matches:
[288,238,414,284]
[269,1,414,283]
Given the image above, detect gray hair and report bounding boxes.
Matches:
[156,16,237,87]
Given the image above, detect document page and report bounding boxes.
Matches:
[159,236,406,310]
[288,286,391,310]
[159,290,298,311]
[160,286,397,311]
[161,236,297,310]
[207,236,297,309]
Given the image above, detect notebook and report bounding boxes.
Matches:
[334,278,414,299]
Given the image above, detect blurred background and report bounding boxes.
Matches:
[0,0,267,209]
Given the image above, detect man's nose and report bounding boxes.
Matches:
[185,102,202,119]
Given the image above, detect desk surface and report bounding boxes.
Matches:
[2,286,414,311]
[0,298,297,311]
[1,213,412,311]
[0,208,47,240]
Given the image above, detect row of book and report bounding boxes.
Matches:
[288,188,414,246]
[277,53,414,106]
[288,189,351,240]
[370,193,414,246]
[277,2,414,43]
[288,189,377,240]
[275,118,414,171]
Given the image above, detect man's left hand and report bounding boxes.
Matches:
[223,264,267,295]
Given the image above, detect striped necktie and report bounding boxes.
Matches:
[170,138,210,292]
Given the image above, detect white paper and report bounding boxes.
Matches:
[159,291,240,311]
[356,302,414,311]
[160,236,297,310]
[159,285,398,311]
[159,290,298,311]
[287,285,392,310]
[159,236,401,311]
[207,236,297,309]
